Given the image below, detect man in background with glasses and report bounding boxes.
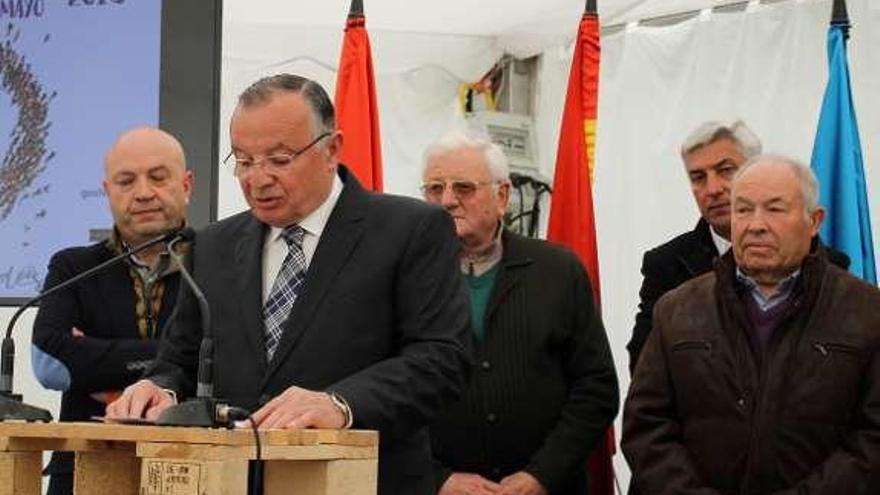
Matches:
[422,131,618,495]
[33,126,192,495]
[107,74,471,495]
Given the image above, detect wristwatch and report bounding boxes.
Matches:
[327,392,353,429]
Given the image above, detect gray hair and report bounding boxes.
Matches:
[422,130,511,184]
[681,119,762,160]
[733,154,820,214]
[237,74,335,138]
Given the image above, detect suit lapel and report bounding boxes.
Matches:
[678,219,718,277]
[262,169,369,385]
[234,215,269,369]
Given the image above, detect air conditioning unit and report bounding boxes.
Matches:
[466,111,538,171]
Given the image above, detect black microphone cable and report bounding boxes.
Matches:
[223,406,261,462]
[220,405,262,493]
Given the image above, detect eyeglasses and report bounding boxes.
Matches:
[420,180,495,202]
[224,132,332,177]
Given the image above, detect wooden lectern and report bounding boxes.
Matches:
[0,422,377,495]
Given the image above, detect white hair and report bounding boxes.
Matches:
[733,154,820,214]
[681,119,763,160]
[422,129,510,184]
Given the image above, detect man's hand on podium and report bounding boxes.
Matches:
[251,386,347,430]
[105,379,176,422]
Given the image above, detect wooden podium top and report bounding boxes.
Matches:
[0,422,380,495]
[0,422,378,458]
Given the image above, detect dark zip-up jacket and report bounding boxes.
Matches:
[628,220,850,374]
[623,250,880,495]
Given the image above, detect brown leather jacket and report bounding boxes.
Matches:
[622,251,880,495]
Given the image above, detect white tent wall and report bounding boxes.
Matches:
[218,0,879,490]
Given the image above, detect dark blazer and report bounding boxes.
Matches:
[148,167,472,495]
[627,219,717,374]
[32,241,180,495]
[627,219,850,374]
[430,231,619,494]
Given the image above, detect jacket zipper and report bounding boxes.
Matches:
[813,341,864,357]
[740,350,766,495]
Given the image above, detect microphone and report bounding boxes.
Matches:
[156,228,237,428]
[1,226,188,422]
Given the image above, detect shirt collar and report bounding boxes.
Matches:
[107,225,184,279]
[709,225,731,256]
[268,173,343,243]
[736,267,800,311]
[460,223,504,276]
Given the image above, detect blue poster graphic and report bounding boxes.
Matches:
[0,0,161,299]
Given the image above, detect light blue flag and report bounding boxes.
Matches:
[810,24,877,284]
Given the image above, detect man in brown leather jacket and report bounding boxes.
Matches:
[622,154,880,494]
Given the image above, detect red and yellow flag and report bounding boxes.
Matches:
[547,7,601,304]
[334,0,383,191]
[546,5,615,495]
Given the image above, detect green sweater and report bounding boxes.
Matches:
[465,263,500,340]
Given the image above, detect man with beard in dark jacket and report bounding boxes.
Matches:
[623,154,880,494]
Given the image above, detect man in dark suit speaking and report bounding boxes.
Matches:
[107,74,472,495]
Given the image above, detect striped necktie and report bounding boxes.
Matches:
[263,225,307,361]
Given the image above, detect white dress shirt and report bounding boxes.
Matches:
[710,225,732,256]
[261,175,343,303]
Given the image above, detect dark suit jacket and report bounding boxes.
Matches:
[431,231,619,494]
[627,219,851,374]
[148,167,472,495]
[32,241,180,494]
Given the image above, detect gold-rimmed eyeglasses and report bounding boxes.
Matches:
[420,180,495,202]
[223,132,332,177]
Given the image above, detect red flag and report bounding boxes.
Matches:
[334,0,383,191]
[546,5,616,495]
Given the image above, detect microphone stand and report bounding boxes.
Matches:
[156,233,235,428]
[0,228,185,422]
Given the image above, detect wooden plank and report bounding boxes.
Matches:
[74,450,139,495]
[299,429,378,447]
[137,442,378,462]
[0,437,135,453]
[0,451,41,495]
[140,457,247,495]
[0,423,377,448]
[264,459,377,495]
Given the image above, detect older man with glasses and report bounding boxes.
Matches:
[421,130,618,495]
